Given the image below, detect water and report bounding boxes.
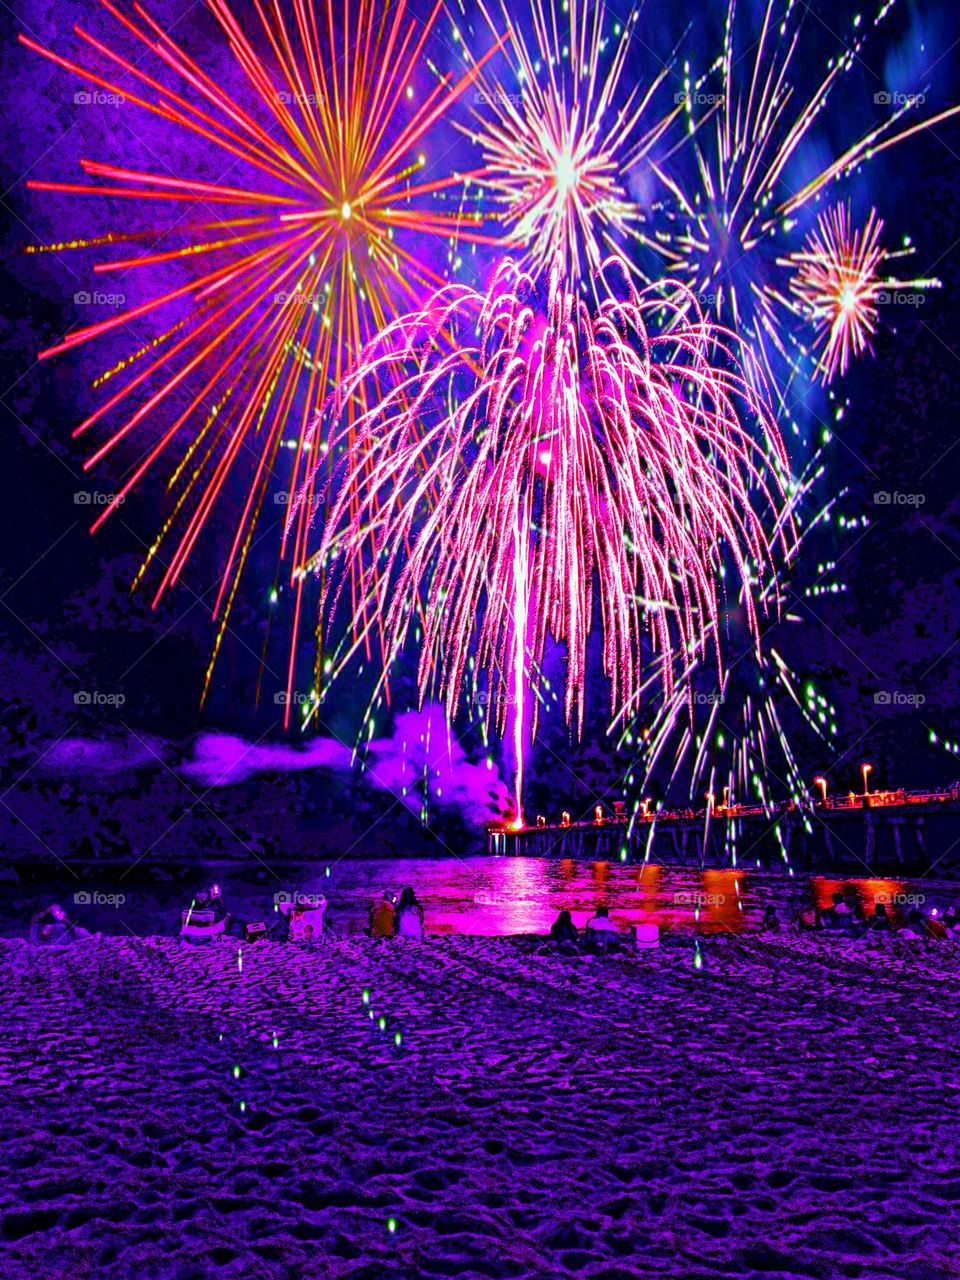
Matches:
[3,858,953,939]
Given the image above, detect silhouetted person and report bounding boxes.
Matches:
[585,906,619,954]
[829,892,852,930]
[369,892,395,938]
[549,909,578,944]
[870,902,892,933]
[585,906,617,934]
[395,887,424,940]
[762,905,781,933]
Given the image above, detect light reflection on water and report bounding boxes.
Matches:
[7,859,950,938]
[288,861,945,937]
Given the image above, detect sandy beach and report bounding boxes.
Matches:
[3,931,960,1279]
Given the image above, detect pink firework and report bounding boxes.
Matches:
[786,204,938,385]
[299,254,795,820]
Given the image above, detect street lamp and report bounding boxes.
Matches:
[813,775,828,805]
[861,762,873,796]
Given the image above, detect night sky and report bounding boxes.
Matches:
[1,0,959,862]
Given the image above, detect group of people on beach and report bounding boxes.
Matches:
[546,906,654,954]
[31,879,960,951]
[367,887,425,940]
[784,891,959,941]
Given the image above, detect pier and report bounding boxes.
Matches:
[488,785,960,873]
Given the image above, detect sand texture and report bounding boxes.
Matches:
[3,932,960,1279]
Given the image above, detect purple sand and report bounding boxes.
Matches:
[2,931,960,1279]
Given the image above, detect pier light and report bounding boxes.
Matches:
[640,797,652,818]
[536,814,546,828]
[861,762,873,796]
[813,775,828,804]
[705,792,715,813]
[561,811,571,828]
[594,805,604,824]
[722,786,730,810]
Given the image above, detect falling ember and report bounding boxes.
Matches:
[20,0,503,712]
[299,252,796,816]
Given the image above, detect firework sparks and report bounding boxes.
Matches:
[784,204,939,385]
[21,0,502,716]
[652,0,960,404]
[457,0,682,292]
[298,252,796,821]
[622,437,856,866]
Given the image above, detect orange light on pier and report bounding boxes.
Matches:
[813,775,828,804]
[861,762,874,796]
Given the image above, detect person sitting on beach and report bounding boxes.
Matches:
[944,905,959,931]
[797,893,822,931]
[585,906,617,934]
[549,909,579,944]
[369,892,395,938]
[584,906,619,953]
[925,911,949,941]
[827,892,853,929]
[869,902,893,933]
[30,903,85,946]
[897,907,927,941]
[761,905,781,933]
[394,887,424,940]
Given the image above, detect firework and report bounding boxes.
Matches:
[652,0,959,405]
[622,437,857,866]
[21,0,502,716]
[456,0,682,293]
[299,252,796,822]
[783,204,939,385]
